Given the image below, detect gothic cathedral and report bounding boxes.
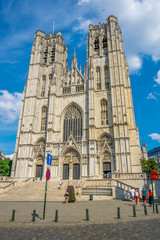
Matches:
[11,16,142,180]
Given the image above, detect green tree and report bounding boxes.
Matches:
[140,158,159,174]
[0,159,12,176]
[67,185,76,202]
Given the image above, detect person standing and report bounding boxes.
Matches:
[130,187,135,205]
[77,179,80,187]
[117,169,120,178]
[114,170,117,178]
[135,189,140,205]
[59,178,62,190]
[65,189,69,204]
[141,188,147,205]
[148,189,153,207]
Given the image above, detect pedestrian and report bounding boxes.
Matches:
[148,189,153,207]
[65,189,69,204]
[77,179,80,187]
[141,188,147,205]
[114,170,117,178]
[117,169,120,178]
[135,189,140,205]
[130,187,135,205]
[59,178,62,190]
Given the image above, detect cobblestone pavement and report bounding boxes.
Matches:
[0,200,160,239]
[0,218,160,240]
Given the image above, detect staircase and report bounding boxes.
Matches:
[0,180,80,201]
[80,179,139,200]
[0,176,141,201]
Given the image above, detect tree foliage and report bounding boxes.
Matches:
[0,159,12,176]
[140,158,159,174]
[67,185,76,202]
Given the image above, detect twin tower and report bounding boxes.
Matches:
[11,16,142,181]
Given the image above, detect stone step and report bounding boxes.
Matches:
[0,181,80,202]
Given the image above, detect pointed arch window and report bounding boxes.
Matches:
[104,66,109,89]
[96,67,101,90]
[50,46,55,63]
[94,38,99,49]
[63,106,82,142]
[103,37,107,48]
[41,75,46,97]
[48,74,52,95]
[41,106,47,131]
[101,100,108,125]
[43,46,48,64]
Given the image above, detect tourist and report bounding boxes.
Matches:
[59,178,62,190]
[135,189,140,205]
[117,169,120,178]
[148,189,153,207]
[114,170,117,178]
[130,187,135,205]
[141,188,147,205]
[65,189,69,204]
[77,179,80,187]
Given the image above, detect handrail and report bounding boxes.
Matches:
[2,181,16,189]
[23,177,33,183]
[113,179,139,192]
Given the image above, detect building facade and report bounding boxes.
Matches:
[11,16,142,180]
[148,146,160,171]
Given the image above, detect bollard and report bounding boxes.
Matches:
[133,205,136,217]
[55,210,58,222]
[11,209,15,221]
[117,207,120,219]
[86,208,89,221]
[156,204,159,214]
[144,205,147,215]
[32,210,36,222]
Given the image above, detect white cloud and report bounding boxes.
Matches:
[5,154,14,160]
[75,0,160,71]
[147,92,157,101]
[149,133,160,142]
[77,0,90,6]
[154,70,160,84]
[127,55,142,72]
[72,17,92,32]
[1,0,160,74]
[0,90,22,123]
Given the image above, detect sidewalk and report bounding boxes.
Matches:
[0,199,160,225]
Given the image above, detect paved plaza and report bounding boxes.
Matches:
[0,200,160,239]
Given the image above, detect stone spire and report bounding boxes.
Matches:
[83,65,86,78]
[71,48,77,68]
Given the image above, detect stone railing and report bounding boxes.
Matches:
[82,179,111,188]
[0,176,14,181]
[0,181,16,194]
[112,173,146,180]
[112,179,139,193]
[0,177,33,194]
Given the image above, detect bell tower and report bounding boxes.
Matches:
[87,16,141,175]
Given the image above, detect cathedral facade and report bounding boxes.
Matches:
[11,16,142,180]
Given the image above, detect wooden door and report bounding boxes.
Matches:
[36,165,43,178]
[73,164,80,179]
[63,164,69,179]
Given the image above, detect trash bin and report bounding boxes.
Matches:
[90,195,93,201]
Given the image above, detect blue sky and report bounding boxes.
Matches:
[0,0,160,155]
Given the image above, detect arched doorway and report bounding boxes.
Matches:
[35,155,43,178]
[103,162,111,178]
[62,149,80,180]
[101,150,112,178]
